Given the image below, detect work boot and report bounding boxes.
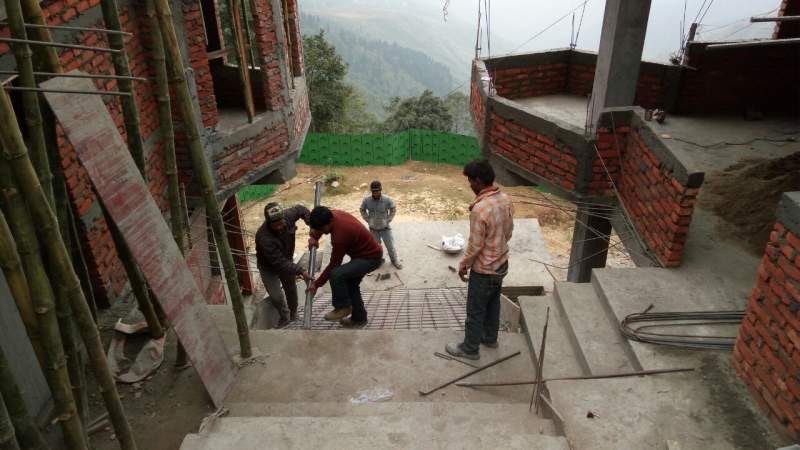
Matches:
[340,317,367,328]
[324,306,352,321]
[445,342,479,361]
[481,340,499,349]
[392,261,403,270]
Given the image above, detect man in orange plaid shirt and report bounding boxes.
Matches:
[446,159,514,360]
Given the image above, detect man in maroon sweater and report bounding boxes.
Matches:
[306,206,383,327]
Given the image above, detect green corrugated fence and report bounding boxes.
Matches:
[238,130,481,203]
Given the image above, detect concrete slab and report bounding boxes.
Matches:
[591,267,744,370]
[209,306,537,404]
[181,430,570,450]
[209,414,556,437]
[355,219,553,292]
[553,282,638,375]
[513,94,589,132]
[518,295,588,379]
[549,357,784,450]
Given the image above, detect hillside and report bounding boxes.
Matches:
[302,14,456,117]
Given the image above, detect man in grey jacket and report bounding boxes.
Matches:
[360,180,402,269]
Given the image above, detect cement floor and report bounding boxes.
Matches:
[514,94,588,132]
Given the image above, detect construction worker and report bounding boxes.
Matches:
[255,202,312,328]
[446,159,514,360]
[360,180,402,269]
[306,206,383,327]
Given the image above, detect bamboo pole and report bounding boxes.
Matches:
[68,205,98,322]
[0,344,49,450]
[3,0,53,206]
[0,210,45,367]
[153,0,252,358]
[229,0,255,122]
[0,164,87,450]
[98,0,146,175]
[0,86,136,450]
[0,392,20,450]
[17,0,61,74]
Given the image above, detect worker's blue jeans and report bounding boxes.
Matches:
[330,257,383,322]
[462,262,508,354]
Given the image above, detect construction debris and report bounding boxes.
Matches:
[433,351,479,369]
[455,367,697,387]
[419,351,521,396]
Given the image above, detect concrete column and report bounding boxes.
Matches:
[588,0,653,134]
[567,204,613,283]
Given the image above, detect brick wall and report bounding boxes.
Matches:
[616,124,701,267]
[470,62,488,142]
[291,82,310,151]
[252,0,286,110]
[589,126,626,196]
[491,63,568,99]
[182,0,218,128]
[285,0,303,76]
[733,192,800,441]
[213,122,290,190]
[775,0,800,39]
[488,112,579,191]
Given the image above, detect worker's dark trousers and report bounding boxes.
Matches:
[330,257,383,322]
[463,262,508,354]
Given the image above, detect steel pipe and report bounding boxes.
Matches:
[0,70,147,81]
[303,181,323,329]
[0,36,120,53]
[0,21,134,36]
[2,86,130,96]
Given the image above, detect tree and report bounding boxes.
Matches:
[303,31,352,132]
[444,90,474,136]
[382,90,453,133]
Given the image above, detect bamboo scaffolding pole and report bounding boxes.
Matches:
[0,71,147,82]
[99,0,146,176]
[229,0,255,122]
[3,0,53,207]
[18,0,61,73]
[0,163,87,450]
[0,86,136,450]
[0,210,45,367]
[0,392,20,450]
[0,344,49,450]
[153,0,252,358]
[68,206,97,321]
[0,21,133,35]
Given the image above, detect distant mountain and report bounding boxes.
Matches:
[302,14,457,118]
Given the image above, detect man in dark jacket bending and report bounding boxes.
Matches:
[255,202,312,327]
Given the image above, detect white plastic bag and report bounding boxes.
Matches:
[349,387,394,404]
[441,234,466,254]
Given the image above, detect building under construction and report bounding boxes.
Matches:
[0,0,799,448]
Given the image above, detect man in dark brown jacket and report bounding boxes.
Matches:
[255,202,312,327]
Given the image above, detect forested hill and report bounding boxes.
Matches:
[301,13,456,118]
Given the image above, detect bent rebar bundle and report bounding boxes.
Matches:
[620,310,745,350]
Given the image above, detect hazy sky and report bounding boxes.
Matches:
[439,0,781,62]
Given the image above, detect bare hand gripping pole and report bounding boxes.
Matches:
[303,182,323,329]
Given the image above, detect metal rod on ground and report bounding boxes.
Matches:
[303,182,323,329]
[0,391,21,450]
[433,352,479,369]
[153,0,252,359]
[530,307,549,413]
[419,351,521,396]
[456,367,697,387]
[0,83,135,450]
[0,21,134,35]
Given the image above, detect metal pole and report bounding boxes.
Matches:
[705,37,800,50]
[750,15,800,23]
[0,70,147,81]
[303,182,322,329]
[0,21,134,35]
[2,86,131,96]
[0,36,121,53]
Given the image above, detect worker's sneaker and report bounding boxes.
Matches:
[445,342,479,361]
[481,340,499,349]
[392,261,403,270]
[276,318,290,329]
[340,317,367,328]
[324,306,352,321]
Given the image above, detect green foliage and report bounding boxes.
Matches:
[444,91,474,136]
[303,31,353,132]
[237,184,277,203]
[382,90,453,133]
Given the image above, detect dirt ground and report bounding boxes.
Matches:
[241,161,634,279]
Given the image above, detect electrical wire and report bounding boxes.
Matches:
[510,0,591,54]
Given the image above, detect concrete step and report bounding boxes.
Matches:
[518,295,588,379]
[590,268,743,370]
[207,414,557,437]
[553,282,639,374]
[180,430,571,450]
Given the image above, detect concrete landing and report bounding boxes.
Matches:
[553,282,638,374]
[518,295,588,379]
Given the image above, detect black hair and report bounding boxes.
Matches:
[463,159,495,185]
[309,206,334,229]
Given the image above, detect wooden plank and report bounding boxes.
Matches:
[42,73,237,407]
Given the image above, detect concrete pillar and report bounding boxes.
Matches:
[588,0,653,134]
[567,204,613,283]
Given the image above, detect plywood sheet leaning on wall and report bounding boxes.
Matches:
[42,73,237,407]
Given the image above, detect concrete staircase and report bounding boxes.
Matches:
[180,308,571,450]
[519,267,775,450]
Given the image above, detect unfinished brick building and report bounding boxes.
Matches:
[0,0,309,308]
